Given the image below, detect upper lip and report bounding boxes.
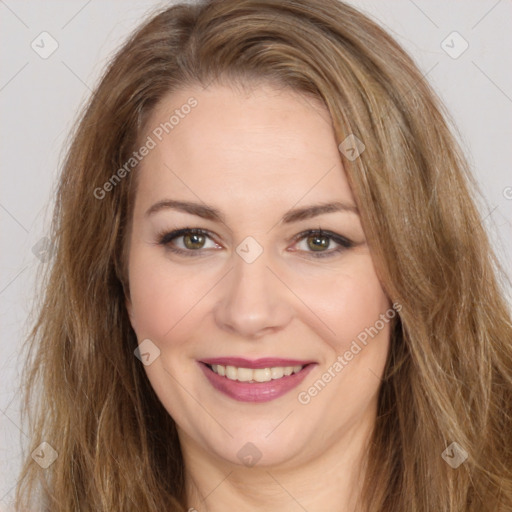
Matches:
[200,357,316,369]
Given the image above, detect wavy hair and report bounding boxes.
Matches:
[15,0,512,510]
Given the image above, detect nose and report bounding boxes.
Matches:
[213,249,294,339]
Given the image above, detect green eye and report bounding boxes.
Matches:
[306,234,331,251]
[292,229,353,258]
[182,232,207,250]
[158,228,219,257]
[158,227,354,259]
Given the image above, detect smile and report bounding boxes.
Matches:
[198,360,316,403]
[209,363,304,382]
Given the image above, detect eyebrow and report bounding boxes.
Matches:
[145,199,359,224]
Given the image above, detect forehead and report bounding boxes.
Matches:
[135,82,355,215]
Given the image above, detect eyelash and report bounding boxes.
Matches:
[156,227,354,259]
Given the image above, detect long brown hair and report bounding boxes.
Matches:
[15,0,512,510]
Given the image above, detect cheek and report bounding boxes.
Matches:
[289,254,391,350]
[127,248,204,341]
[292,257,392,424]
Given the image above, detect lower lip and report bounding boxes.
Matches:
[198,362,316,403]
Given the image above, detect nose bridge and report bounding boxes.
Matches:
[213,245,293,338]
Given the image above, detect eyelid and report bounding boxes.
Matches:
[157,227,217,246]
[290,228,352,246]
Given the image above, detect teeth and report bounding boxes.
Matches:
[210,364,304,383]
[270,367,284,379]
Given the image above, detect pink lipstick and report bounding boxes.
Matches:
[198,357,316,403]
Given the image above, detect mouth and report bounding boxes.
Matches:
[197,358,317,403]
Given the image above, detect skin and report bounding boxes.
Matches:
[126,82,392,512]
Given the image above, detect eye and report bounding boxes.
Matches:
[157,228,221,257]
[156,227,354,259]
[291,229,353,258]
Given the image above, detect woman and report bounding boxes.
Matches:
[15,0,512,510]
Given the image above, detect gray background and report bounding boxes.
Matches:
[1,0,511,507]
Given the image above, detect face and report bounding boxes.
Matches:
[126,82,392,469]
